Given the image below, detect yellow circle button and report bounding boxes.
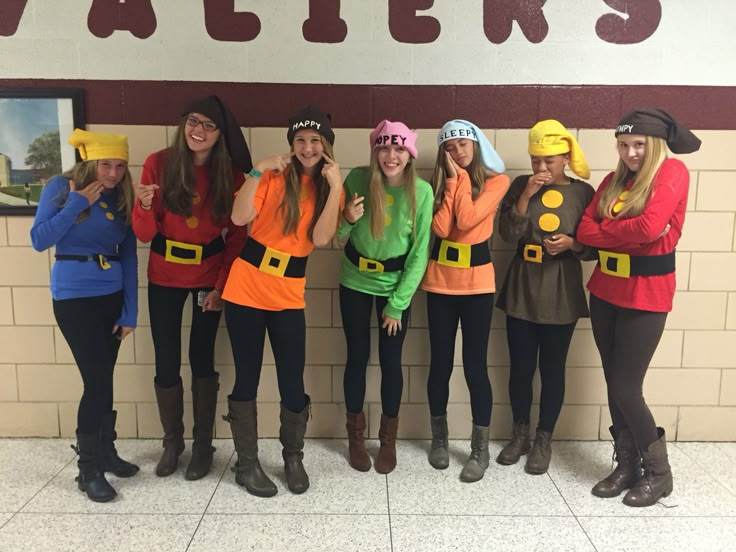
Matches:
[105,212,114,221]
[99,201,108,209]
[186,216,199,229]
[539,213,561,232]
[192,192,200,205]
[541,190,564,209]
[613,202,624,213]
[386,194,394,207]
[619,191,630,200]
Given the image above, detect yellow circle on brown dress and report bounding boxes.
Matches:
[541,190,564,209]
[539,213,561,232]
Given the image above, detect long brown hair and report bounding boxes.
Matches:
[60,160,134,224]
[430,141,491,213]
[597,136,668,219]
[279,136,335,241]
[368,149,418,239]
[161,117,234,221]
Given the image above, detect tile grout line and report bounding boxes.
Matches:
[13,452,77,518]
[385,474,394,552]
[671,442,736,499]
[183,448,236,552]
[546,472,600,552]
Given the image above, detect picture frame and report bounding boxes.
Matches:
[0,87,85,216]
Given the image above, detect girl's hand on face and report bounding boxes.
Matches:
[136,182,159,210]
[381,312,402,337]
[70,179,104,206]
[444,151,459,178]
[321,153,343,191]
[344,192,365,223]
[523,171,551,199]
[542,234,574,255]
[255,153,294,174]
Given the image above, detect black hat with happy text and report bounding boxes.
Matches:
[287,105,335,145]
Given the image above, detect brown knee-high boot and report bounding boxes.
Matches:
[154,380,185,477]
[279,396,311,494]
[623,428,673,507]
[375,414,399,474]
[592,426,642,498]
[185,373,220,480]
[346,412,371,472]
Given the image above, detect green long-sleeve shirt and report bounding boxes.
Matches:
[338,166,433,319]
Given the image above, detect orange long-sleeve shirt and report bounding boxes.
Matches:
[421,169,510,295]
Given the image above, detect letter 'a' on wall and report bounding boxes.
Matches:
[1,0,734,86]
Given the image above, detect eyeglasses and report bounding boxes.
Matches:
[185,115,218,132]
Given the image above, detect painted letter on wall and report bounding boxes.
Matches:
[88,0,157,39]
[596,0,662,44]
[388,0,441,44]
[484,0,549,44]
[204,0,260,42]
[303,0,348,43]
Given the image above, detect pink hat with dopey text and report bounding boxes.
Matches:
[369,120,418,158]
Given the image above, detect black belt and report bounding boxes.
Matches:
[151,233,225,265]
[517,243,573,263]
[55,254,120,270]
[431,238,491,268]
[597,250,676,278]
[344,240,407,273]
[239,237,308,278]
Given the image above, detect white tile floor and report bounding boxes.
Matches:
[0,439,735,552]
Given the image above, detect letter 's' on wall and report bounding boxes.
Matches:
[596,0,662,44]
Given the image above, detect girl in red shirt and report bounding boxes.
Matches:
[577,108,701,507]
[222,106,343,498]
[133,95,252,481]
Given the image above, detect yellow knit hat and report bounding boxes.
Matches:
[528,120,590,179]
[68,128,129,162]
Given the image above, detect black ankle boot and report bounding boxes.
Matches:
[74,431,117,503]
[98,410,139,478]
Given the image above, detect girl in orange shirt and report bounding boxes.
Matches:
[221,106,343,498]
[421,120,509,482]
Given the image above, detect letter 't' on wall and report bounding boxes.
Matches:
[0,0,28,37]
[596,0,662,44]
[88,0,157,39]
[483,0,549,44]
[303,0,348,43]
[389,0,441,44]
[204,0,261,42]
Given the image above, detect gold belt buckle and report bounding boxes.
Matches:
[97,254,111,270]
[259,246,291,277]
[598,250,631,278]
[165,239,203,265]
[523,244,543,263]
[438,239,471,268]
[358,257,384,273]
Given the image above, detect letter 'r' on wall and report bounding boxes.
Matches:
[204,0,261,42]
[389,0,441,44]
[0,0,28,37]
[483,0,549,44]
[596,0,662,44]
[303,0,348,43]
[88,0,157,39]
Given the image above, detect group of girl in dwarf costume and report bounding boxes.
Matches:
[31,97,699,509]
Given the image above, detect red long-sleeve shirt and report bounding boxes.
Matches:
[132,149,247,290]
[577,158,689,312]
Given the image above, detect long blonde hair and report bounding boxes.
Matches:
[430,141,491,213]
[280,136,335,240]
[597,136,668,219]
[368,149,417,239]
[61,160,135,224]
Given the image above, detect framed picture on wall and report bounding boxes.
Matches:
[0,87,85,216]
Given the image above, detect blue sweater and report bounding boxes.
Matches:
[30,176,138,328]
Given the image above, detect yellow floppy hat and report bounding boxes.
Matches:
[528,120,589,179]
[68,128,129,162]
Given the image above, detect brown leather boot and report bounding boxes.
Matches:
[154,380,185,477]
[525,430,553,475]
[280,397,311,494]
[496,421,531,465]
[346,411,371,472]
[592,426,642,498]
[623,428,673,507]
[185,374,219,481]
[375,414,399,474]
[224,398,277,498]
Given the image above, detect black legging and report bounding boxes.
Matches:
[506,315,576,432]
[148,282,221,388]
[340,285,410,418]
[590,294,664,451]
[225,301,307,413]
[53,292,123,434]
[426,292,494,426]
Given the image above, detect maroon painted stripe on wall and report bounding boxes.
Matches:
[2,79,735,129]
